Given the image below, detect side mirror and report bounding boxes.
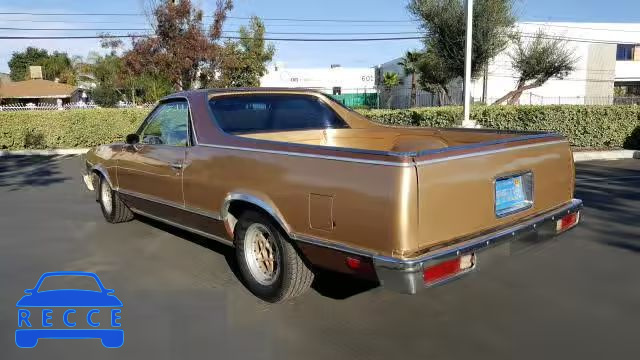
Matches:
[126,134,140,145]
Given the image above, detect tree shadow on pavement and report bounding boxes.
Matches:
[0,155,72,190]
[575,161,640,254]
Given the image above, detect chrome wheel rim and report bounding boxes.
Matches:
[244,223,280,286]
[100,180,113,215]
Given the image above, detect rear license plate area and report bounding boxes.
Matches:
[495,172,533,217]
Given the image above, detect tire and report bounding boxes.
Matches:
[234,211,314,303]
[98,175,133,224]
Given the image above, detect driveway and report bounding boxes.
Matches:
[1,156,638,360]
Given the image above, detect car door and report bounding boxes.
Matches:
[116,100,190,209]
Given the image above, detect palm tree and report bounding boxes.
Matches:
[382,72,400,89]
[382,72,400,108]
[398,51,421,107]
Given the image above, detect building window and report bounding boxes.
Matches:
[617,44,635,61]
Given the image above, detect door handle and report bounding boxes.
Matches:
[169,162,183,170]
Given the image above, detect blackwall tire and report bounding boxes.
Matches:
[98,176,133,224]
[235,211,314,303]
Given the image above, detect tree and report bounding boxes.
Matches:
[494,31,577,104]
[381,72,401,108]
[123,0,233,91]
[214,16,275,87]
[8,47,76,83]
[93,85,121,107]
[398,51,421,107]
[382,72,400,89]
[408,0,515,89]
[42,52,74,84]
[8,47,49,81]
[416,48,456,105]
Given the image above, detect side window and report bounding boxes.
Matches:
[209,95,349,134]
[139,101,190,146]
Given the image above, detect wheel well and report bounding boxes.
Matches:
[91,170,102,200]
[225,200,289,239]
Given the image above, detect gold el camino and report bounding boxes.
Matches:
[83,88,582,302]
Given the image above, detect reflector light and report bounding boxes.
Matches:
[423,254,474,284]
[345,256,361,270]
[557,212,579,233]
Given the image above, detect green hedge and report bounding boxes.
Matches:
[1,105,639,150]
[0,109,148,150]
[360,105,640,149]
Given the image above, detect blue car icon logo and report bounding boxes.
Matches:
[16,271,123,348]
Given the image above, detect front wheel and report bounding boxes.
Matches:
[98,175,133,223]
[234,211,314,303]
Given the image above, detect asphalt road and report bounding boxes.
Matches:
[1,156,639,360]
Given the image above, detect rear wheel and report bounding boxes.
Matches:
[234,211,314,303]
[98,175,133,223]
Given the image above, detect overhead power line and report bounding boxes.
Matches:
[0,27,421,36]
[0,31,632,45]
[0,12,143,16]
[0,34,423,41]
[519,33,636,45]
[224,16,418,23]
[520,22,640,34]
[0,27,150,31]
[0,11,419,23]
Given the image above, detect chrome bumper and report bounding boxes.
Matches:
[373,199,583,294]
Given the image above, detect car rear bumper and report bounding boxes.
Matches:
[373,199,583,294]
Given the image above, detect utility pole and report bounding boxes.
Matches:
[461,0,476,127]
[481,62,488,104]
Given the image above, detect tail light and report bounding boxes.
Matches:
[423,254,475,285]
[557,212,579,233]
[345,256,361,270]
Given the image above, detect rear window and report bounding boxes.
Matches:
[209,94,349,134]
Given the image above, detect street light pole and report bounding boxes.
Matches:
[461,0,475,127]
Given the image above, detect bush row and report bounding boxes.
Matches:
[0,109,148,150]
[359,105,640,149]
[1,105,639,150]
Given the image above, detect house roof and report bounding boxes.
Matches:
[0,79,78,99]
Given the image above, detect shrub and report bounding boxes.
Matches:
[359,105,640,148]
[0,108,148,150]
[1,105,639,150]
[623,125,640,149]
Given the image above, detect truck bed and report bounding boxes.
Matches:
[239,126,574,255]
[238,127,524,154]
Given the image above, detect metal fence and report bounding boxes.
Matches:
[494,94,640,106]
[0,103,98,111]
[0,102,157,111]
[337,87,640,109]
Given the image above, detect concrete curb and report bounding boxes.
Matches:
[0,148,89,156]
[573,150,640,162]
[0,148,638,162]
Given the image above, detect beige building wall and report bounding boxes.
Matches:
[584,43,617,103]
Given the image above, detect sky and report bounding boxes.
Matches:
[1,0,639,73]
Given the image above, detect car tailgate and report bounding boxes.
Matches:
[413,136,575,252]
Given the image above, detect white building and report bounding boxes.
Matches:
[476,22,640,105]
[260,63,376,95]
[378,22,640,106]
